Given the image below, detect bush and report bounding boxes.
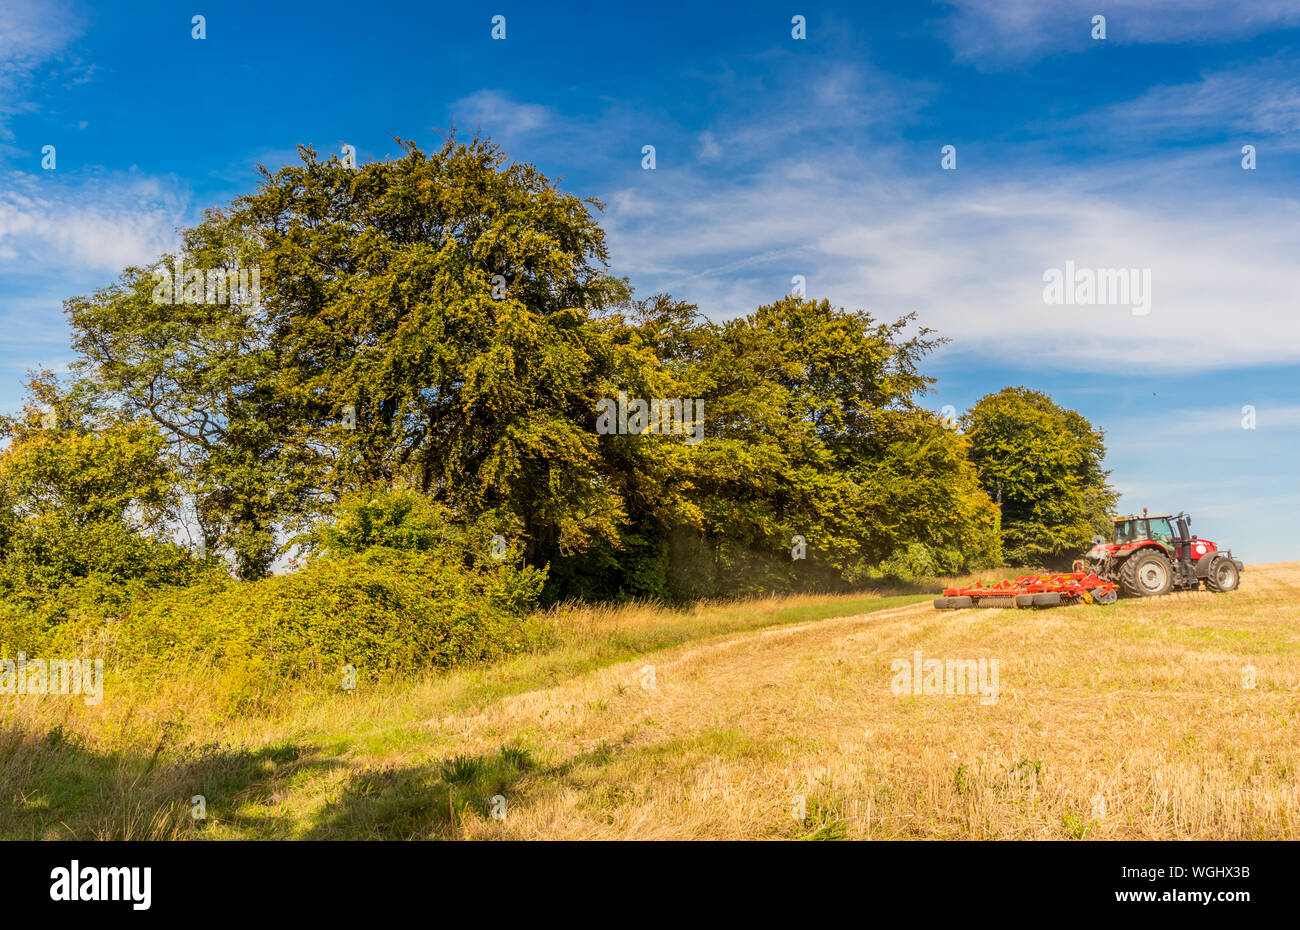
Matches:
[0,514,212,607]
[878,542,935,584]
[0,486,551,705]
[309,489,456,557]
[6,548,549,686]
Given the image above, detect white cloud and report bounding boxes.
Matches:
[685,60,926,162]
[698,131,723,162]
[1095,63,1300,137]
[1160,404,1300,434]
[940,0,1300,65]
[602,146,1300,372]
[0,170,190,273]
[0,0,79,74]
[0,168,193,411]
[453,90,552,137]
[0,0,83,139]
[477,53,1300,376]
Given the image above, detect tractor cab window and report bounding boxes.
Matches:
[1148,518,1174,547]
[1114,521,1137,543]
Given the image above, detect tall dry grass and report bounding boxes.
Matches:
[3,566,1296,839]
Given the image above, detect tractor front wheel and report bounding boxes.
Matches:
[1205,558,1240,593]
[1120,550,1173,597]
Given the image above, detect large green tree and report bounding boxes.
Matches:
[961,386,1116,567]
[676,297,1000,594]
[58,133,1011,601]
[65,214,316,579]
[545,296,1002,600]
[232,135,642,562]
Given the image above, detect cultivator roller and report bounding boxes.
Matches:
[932,571,1118,610]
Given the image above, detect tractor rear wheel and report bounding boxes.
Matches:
[1205,558,1240,593]
[1120,550,1173,597]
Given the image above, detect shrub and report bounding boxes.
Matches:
[309,489,456,558]
[7,548,550,687]
[878,543,936,584]
[0,514,212,607]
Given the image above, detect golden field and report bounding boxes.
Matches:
[2,564,1297,840]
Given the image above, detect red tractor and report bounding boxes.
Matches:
[933,509,1242,609]
[1080,509,1243,597]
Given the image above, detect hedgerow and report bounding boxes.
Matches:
[2,548,550,688]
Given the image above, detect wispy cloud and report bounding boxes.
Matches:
[0,168,193,406]
[1095,62,1300,137]
[602,139,1300,372]
[940,0,1300,66]
[0,170,190,272]
[452,90,553,137]
[1107,403,1300,441]
[0,0,84,139]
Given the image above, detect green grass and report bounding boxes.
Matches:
[0,586,930,839]
[354,592,933,737]
[769,594,929,624]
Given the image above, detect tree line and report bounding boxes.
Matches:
[0,135,1117,606]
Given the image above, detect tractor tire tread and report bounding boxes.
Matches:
[1119,550,1173,598]
[1204,558,1240,593]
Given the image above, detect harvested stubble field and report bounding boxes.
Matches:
[3,564,1297,840]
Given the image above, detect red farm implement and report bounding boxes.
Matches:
[932,571,1118,610]
[933,509,1243,610]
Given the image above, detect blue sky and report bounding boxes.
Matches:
[2,0,1298,560]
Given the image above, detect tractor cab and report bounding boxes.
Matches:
[1111,512,1206,561]
[1112,513,1175,552]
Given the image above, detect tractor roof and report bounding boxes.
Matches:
[1116,513,1171,521]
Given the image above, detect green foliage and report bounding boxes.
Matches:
[0,388,552,685]
[953,763,971,795]
[0,375,174,525]
[1,514,208,606]
[305,488,537,609]
[0,380,214,604]
[310,488,461,557]
[64,220,318,580]
[233,135,634,564]
[544,295,1002,600]
[41,134,1113,626]
[10,548,549,688]
[962,387,1117,567]
[879,543,937,584]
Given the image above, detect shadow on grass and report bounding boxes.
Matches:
[304,744,539,839]
[305,739,645,839]
[0,722,342,840]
